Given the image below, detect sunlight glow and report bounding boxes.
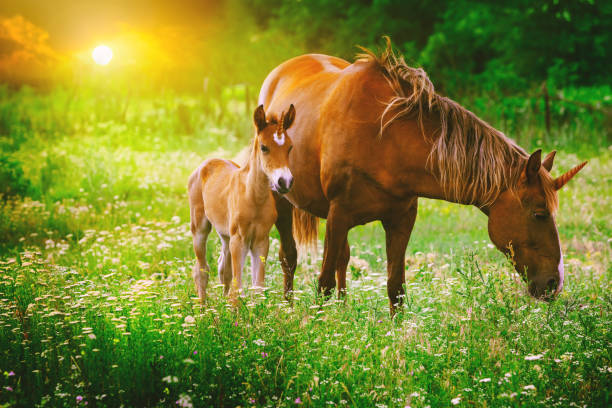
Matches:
[92,45,113,66]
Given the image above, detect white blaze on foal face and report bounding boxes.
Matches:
[273,132,285,146]
[252,104,296,194]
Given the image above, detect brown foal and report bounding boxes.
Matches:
[188,104,295,302]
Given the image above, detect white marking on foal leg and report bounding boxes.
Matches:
[273,132,285,146]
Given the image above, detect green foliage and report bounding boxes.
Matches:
[0,154,30,198]
[244,0,612,94]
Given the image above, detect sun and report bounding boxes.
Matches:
[92,45,113,66]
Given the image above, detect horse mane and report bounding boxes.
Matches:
[356,38,557,211]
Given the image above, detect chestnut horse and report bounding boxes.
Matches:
[259,39,587,313]
[188,104,295,302]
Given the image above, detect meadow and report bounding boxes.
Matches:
[0,85,610,408]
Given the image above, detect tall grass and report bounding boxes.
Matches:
[0,85,610,407]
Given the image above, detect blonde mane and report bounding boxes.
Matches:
[357,38,558,210]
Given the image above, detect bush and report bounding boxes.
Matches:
[0,153,31,198]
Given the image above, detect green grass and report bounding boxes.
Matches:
[0,88,610,407]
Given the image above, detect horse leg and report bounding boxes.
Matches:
[190,211,212,303]
[274,196,297,300]
[319,203,351,298]
[229,234,248,303]
[382,198,418,315]
[250,235,270,293]
[217,234,233,295]
[336,238,350,298]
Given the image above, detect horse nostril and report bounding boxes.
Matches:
[546,277,558,293]
[278,177,287,190]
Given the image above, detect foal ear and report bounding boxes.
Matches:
[282,104,296,130]
[253,105,267,132]
[542,150,556,172]
[525,149,542,184]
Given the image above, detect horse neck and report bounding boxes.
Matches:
[243,142,270,204]
[395,116,525,210]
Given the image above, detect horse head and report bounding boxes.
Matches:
[253,104,296,194]
[487,149,587,300]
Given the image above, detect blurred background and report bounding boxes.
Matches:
[0,0,610,246]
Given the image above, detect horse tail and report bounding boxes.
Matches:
[292,207,318,255]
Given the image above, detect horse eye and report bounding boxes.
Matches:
[260,144,269,153]
[533,212,549,220]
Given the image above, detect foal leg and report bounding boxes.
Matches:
[319,203,351,298]
[274,196,298,300]
[382,198,418,315]
[218,234,233,295]
[229,234,248,302]
[250,235,270,293]
[336,238,350,298]
[190,212,212,302]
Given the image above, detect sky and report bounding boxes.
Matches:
[0,0,221,51]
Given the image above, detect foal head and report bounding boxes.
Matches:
[253,104,295,194]
[488,150,587,300]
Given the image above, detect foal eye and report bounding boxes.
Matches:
[260,144,269,153]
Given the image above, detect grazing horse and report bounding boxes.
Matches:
[258,39,587,313]
[188,104,296,301]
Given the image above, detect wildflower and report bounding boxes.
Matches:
[524,354,543,361]
[176,393,193,408]
[76,395,83,403]
[523,385,536,391]
[4,386,13,392]
[479,378,491,383]
[451,396,461,405]
[7,371,15,377]
[193,350,198,355]
[249,397,256,404]
[162,375,179,383]
[234,321,238,327]
[184,315,195,324]
[253,339,266,346]
[295,397,302,404]
[261,352,268,358]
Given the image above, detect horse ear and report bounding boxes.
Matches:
[253,105,266,132]
[525,149,542,184]
[542,150,556,172]
[555,161,587,190]
[282,104,296,130]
